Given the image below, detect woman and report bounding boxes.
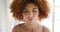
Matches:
[10,0,50,32]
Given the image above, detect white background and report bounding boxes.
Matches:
[0,0,60,32]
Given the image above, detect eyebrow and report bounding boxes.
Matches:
[32,8,37,10]
[24,8,29,10]
[24,8,37,10]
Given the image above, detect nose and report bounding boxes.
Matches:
[29,12,33,17]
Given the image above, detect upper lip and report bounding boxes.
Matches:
[28,17,33,19]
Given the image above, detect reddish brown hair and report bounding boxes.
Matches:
[10,0,50,21]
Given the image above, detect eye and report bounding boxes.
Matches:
[32,8,38,12]
[24,11,28,12]
[32,10,37,12]
[33,11,37,12]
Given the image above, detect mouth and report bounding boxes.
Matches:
[28,17,33,21]
[28,19,33,20]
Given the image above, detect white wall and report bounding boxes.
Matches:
[54,0,60,32]
[0,0,6,32]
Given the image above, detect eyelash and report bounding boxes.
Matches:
[32,10,37,12]
[23,11,36,12]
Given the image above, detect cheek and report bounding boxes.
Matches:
[22,14,28,20]
[23,14,27,18]
[32,13,39,21]
[33,12,39,17]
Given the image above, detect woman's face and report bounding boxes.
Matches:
[22,3,39,24]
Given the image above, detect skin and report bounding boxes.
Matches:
[22,3,39,24]
[22,3,40,32]
[22,3,40,30]
[12,3,50,32]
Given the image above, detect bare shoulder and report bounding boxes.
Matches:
[43,26,50,32]
[12,23,25,32]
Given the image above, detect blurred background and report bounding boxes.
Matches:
[0,0,60,32]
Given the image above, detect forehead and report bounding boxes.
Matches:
[25,3,38,9]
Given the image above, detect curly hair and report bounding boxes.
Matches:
[10,0,50,21]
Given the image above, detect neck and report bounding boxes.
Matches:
[24,21,39,30]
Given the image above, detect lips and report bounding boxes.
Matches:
[28,19,32,20]
[28,17,33,21]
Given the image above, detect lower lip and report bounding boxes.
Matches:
[28,19,33,21]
